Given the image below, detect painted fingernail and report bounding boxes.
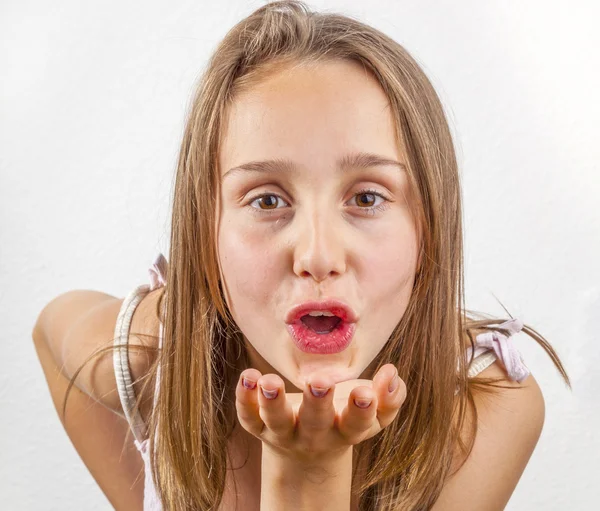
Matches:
[310,384,330,398]
[260,386,279,399]
[354,397,372,409]
[242,377,256,390]
[388,374,399,393]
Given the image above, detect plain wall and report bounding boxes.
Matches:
[1,0,597,509]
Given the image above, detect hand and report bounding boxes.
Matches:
[235,363,407,465]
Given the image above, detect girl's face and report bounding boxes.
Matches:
[216,59,420,392]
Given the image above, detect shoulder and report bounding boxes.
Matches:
[474,358,544,411]
[469,359,545,447]
[38,288,163,419]
[434,360,545,510]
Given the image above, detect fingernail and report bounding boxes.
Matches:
[260,386,278,399]
[354,397,372,409]
[388,374,399,393]
[310,384,330,398]
[242,377,256,390]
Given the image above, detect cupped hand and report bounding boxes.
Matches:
[235,363,407,464]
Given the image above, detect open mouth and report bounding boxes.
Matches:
[300,314,343,334]
[288,314,355,354]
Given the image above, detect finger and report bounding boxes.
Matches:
[235,369,264,438]
[297,375,336,437]
[337,385,378,444]
[257,374,295,440]
[372,364,407,429]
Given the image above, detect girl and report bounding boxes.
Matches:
[34,1,571,509]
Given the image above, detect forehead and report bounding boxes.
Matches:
[219,59,401,175]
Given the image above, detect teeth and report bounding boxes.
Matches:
[306,310,335,317]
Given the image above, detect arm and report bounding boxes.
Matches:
[260,446,353,511]
[32,291,147,510]
[431,360,546,510]
[235,364,404,511]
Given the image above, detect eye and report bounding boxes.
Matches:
[347,188,392,216]
[246,188,391,216]
[248,193,290,213]
[351,189,388,210]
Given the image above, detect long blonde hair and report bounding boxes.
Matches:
[64,1,571,509]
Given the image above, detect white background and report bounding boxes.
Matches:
[1,0,598,509]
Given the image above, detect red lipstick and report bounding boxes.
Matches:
[285,299,357,354]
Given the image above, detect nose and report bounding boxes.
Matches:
[292,210,346,283]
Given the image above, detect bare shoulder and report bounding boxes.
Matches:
[35,288,163,420]
[474,359,544,411]
[32,288,163,509]
[434,361,545,510]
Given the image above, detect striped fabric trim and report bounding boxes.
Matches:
[112,283,152,444]
[467,350,498,378]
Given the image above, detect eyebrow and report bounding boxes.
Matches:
[222,151,407,181]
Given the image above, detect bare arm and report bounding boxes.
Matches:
[32,291,146,510]
[431,361,546,510]
[260,446,353,511]
[235,364,404,511]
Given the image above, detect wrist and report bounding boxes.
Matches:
[260,446,353,511]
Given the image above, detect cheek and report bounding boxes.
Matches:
[368,243,416,289]
[218,220,281,312]
[360,222,418,328]
[363,216,418,287]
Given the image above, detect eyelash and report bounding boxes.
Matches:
[246,188,391,217]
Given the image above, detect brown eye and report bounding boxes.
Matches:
[257,194,278,209]
[355,192,376,208]
[246,189,390,217]
[348,188,391,216]
[248,193,289,213]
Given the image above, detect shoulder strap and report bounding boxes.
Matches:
[113,253,168,444]
[468,351,498,378]
[467,317,530,382]
[113,284,152,443]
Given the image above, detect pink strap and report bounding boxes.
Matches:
[148,253,168,291]
[475,318,530,383]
